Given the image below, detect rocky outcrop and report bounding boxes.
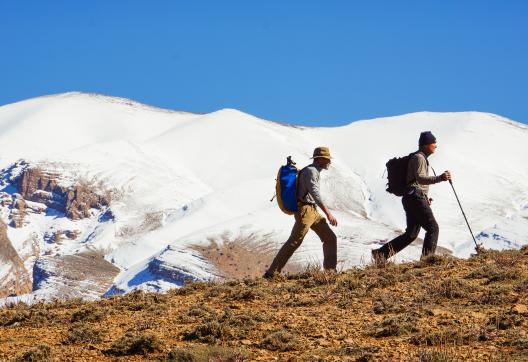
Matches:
[0,220,32,297]
[9,194,26,228]
[147,245,220,286]
[43,229,81,244]
[0,192,12,207]
[148,258,201,286]
[16,165,111,221]
[0,161,116,300]
[32,251,120,300]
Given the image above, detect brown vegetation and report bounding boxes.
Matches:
[0,246,527,361]
[192,234,303,280]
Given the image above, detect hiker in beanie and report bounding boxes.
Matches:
[372,132,451,261]
[264,147,338,278]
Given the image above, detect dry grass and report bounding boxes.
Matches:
[0,246,527,361]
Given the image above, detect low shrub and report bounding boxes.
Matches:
[70,307,104,323]
[166,345,248,361]
[368,313,420,337]
[182,320,233,343]
[15,344,53,362]
[415,349,454,362]
[105,332,164,356]
[260,330,300,351]
[64,324,104,344]
[488,310,522,330]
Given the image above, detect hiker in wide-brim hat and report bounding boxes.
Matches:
[265,147,338,278]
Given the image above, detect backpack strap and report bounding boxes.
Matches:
[406,152,418,187]
[417,151,435,175]
[410,150,439,185]
[407,151,430,187]
[297,166,310,202]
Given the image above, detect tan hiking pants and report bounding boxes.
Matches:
[267,203,337,274]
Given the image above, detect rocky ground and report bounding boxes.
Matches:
[0,246,527,362]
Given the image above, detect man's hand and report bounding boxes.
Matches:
[321,205,338,226]
[441,170,452,182]
[326,211,338,226]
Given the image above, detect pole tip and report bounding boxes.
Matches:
[474,243,484,254]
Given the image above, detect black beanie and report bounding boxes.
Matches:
[419,131,436,146]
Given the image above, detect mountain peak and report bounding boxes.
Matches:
[0,91,527,307]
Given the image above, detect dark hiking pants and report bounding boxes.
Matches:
[266,203,337,276]
[376,193,439,259]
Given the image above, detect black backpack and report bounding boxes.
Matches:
[385,152,422,196]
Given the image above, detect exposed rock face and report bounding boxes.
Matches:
[147,258,201,286]
[64,230,80,239]
[107,244,222,296]
[9,194,26,228]
[43,229,81,244]
[0,220,32,297]
[16,165,111,221]
[0,161,117,300]
[32,251,120,300]
[0,192,12,207]
[147,245,221,285]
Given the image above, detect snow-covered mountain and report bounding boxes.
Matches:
[1,92,527,304]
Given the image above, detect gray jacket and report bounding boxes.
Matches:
[407,152,443,197]
[297,164,324,208]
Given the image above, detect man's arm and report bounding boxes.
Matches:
[305,168,338,226]
[410,154,443,185]
[305,169,324,208]
[320,204,337,226]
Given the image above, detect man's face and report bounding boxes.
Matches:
[316,157,332,169]
[423,143,437,154]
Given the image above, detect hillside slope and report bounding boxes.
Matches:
[0,247,527,361]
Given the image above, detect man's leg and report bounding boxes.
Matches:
[374,196,421,260]
[413,199,439,257]
[265,205,316,276]
[311,212,337,271]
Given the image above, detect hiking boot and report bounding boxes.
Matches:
[263,271,274,280]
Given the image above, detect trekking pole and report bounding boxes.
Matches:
[448,179,481,251]
[431,167,481,252]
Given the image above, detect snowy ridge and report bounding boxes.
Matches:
[0,92,527,304]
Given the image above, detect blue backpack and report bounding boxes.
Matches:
[274,156,300,215]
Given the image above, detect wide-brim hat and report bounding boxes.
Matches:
[311,146,332,160]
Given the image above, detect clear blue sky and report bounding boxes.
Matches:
[1,1,527,126]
